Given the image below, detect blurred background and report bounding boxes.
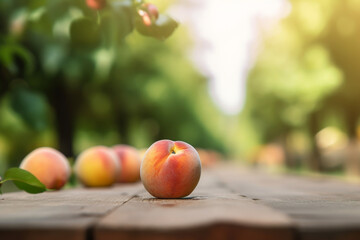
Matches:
[1,0,360,178]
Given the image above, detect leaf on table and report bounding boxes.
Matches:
[3,168,47,194]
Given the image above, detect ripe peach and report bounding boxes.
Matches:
[113,145,141,183]
[20,147,70,190]
[138,3,159,26]
[141,140,201,198]
[141,3,159,20]
[86,0,106,10]
[74,146,120,187]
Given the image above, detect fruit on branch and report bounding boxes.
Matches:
[86,0,106,10]
[138,3,159,26]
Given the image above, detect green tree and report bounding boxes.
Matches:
[243,0,344,169]
[0,0,177,159]
[0,0,229,171]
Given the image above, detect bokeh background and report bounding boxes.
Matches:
[1,0,360,178]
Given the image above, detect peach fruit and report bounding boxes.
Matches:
[74,146,120,187]
[138,3,159,26]
[141,3,159,20]
[113,145,141,183]
[141,140,201,198]
[20,147,71,190]
[86,0,106,10]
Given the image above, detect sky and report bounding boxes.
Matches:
[170,0,291,115]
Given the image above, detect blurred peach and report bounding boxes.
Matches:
[86,0,106,10]
[20,147,70,190]
[75,146,119,187]
[253,144,285,168]
[113,145,141,183]
[197,148,221,168]
[138,3,159,26]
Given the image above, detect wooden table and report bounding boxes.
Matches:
[1,164,360,240]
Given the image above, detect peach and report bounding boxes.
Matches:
[141,140,201,198]
[74,146,120,187]
[20,147,71,190]
[138,3,159,27]
[197,148,221,168]
[142,3,159,20]
[113,145,141,183]
[86,0,106,10]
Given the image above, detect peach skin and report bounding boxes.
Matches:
[20,147,71,190]
[113,145,141,183]
[140,140,201,198]
[74,146,120,187]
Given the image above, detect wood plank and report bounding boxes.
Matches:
[95,170,295,240]
[215,164,360,240]
[0,183,143,240]
[3,163,360,240]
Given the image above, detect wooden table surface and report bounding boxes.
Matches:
[1,163,360,240]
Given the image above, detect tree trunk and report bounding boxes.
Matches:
[344,110,360,176]
[280,131,296,169]
[48,81,75,157]
[0,75,10,99]
[345,139,360,176]
[116,109,129,144]
[308,113,322,172]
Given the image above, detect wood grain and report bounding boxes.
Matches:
[215,164,360,240]
[2,164,360,240]
[95,171,295,240]
[0,183,143,240]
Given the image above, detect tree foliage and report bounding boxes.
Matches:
[0,0,228,171]
[241,0,360,170]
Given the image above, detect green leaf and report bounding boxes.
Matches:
[136,14,178,40]
[111,0,135,39]
[10,86,48,131]
[3,168,46,194]
[13,181,46,194]
[0,43,35,76]
[99,0,135,47]
[70,17,100,47]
